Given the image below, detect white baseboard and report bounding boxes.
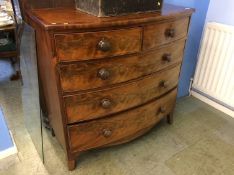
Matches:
[0,131,18,160]
[191,91,234,118]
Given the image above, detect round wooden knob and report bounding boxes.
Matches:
[162,54,172,62]
[165,29,175,38]
[97,68,110,80]
[102,129,112,138]
[159,80,169,88]
[101,98,112,109]
[97,38,111,52]
[159,106,167,114]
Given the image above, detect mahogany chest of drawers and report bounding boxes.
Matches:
[27,4,194,170]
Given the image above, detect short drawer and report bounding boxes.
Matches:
[64,65,180,124]
[54,28,142,62]
[143,17,189,50]
[59,39,185,92]
[68,88,177,152]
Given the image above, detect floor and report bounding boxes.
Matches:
[0,29,234,175]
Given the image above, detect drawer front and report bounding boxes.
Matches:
[68,89,177,152]
[59,39,185,92]
[64,65,180,124]
[55,28,142,62]
[143,17,189,50]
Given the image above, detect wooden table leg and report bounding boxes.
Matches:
[167,113,174,125]
[51,128,55,137]
[10,71,21,81]
[68,158,76,171]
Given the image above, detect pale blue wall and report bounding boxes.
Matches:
[164,0,211,97]
[0,109,13,152]
[206,0,234,26]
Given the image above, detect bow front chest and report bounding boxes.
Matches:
[27,4,194,170]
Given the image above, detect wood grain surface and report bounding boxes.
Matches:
[26,4,194,170]
[59,39,185,92]
[64,65,181,124]
[68,89,177,153]
[55,28,141,61]
[143,17,189,50]
[26,4,194,31]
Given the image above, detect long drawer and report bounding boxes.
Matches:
[64,65,180,124]
[143,17,189,51]
[68,88,177,153]
[54,28,142,62]
[59,39,185,92]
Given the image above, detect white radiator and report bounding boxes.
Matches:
[192,22,234,115]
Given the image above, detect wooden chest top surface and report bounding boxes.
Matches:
[27,4,194,31]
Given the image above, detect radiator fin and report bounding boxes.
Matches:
[193,22,234,109]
